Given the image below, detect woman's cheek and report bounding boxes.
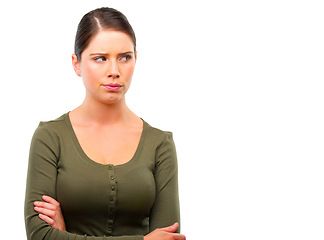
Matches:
[124,65,135,80]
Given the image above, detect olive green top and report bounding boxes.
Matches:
[24,113,180,240]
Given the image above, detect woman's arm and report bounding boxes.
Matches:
[149,133,181,232]
[34,196,185,240]
[34,195,185,240]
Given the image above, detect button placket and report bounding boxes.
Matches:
[107,165,117,235]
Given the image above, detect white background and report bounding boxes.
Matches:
[1,0,324,239]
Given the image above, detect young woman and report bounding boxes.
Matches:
[24,7,186,240]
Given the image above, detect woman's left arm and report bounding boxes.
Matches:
[149,132,181,233]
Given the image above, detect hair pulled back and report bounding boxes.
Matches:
[74,7,136,60]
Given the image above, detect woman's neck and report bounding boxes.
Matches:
[74,96,131,126]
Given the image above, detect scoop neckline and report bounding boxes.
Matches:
[63,112,147,169]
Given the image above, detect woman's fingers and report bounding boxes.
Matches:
[174,234,186,240]
[34,206,55,217]
[33,195,66,231]
[34,201,56,210]
[42,195,60,207]
[38,213,54,225]
[144,223,186,240]
[34,195,61,214]
[159,222,179,233]
[159,223,186,240]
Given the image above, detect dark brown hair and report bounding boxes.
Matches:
[74,7,136,60]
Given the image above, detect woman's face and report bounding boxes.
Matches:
[72,30,136,105]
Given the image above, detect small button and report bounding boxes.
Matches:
[110,176,115,180]
[111,185,116,191]
[108,166,113,170]
[110,197,114,202]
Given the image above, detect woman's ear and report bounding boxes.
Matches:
[72,54,81,77]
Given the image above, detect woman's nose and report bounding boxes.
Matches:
[108,61,120,79]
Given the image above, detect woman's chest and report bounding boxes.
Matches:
[73,126,143,166]
[56,156,156,223]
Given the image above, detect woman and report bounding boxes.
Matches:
[24,7,186,240]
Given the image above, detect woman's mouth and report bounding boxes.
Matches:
[102,83,122,92]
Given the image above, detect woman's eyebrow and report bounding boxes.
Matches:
[89,51,134,56]
[119,51,134,55]
[89,52,108,56]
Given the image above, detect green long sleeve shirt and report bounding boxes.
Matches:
[24,113,180,240]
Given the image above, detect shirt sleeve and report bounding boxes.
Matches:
[24,123,143,240]
[149,132,181,233]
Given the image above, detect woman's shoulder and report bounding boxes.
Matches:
[38,113,68,128]
[143,120,174,144]
[30,113,70,151]
[34,113,70,138]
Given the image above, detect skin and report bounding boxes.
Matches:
[70,30,143,165]
[33,29,186,240]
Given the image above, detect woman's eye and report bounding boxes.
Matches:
[94,56,107,62]
[119,55,132,62]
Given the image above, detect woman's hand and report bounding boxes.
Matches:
[34,195,66,231]
[144,223,186,240]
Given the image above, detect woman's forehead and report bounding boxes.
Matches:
[84,30,135,54]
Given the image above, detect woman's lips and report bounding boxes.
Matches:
[103,83,122,91]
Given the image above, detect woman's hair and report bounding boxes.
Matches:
[74,7,136,60]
